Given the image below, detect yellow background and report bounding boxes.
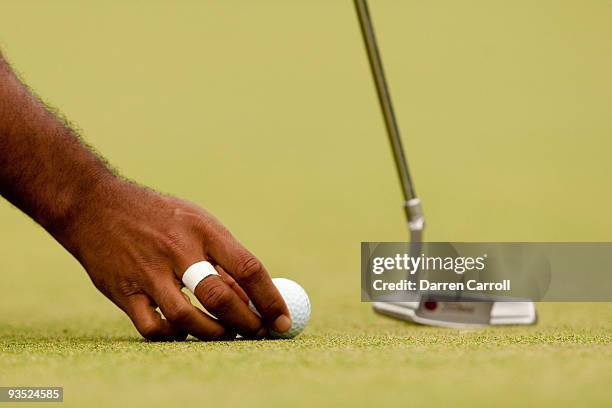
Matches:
[0,1,610,407]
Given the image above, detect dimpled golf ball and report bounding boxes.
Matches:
[249,278,311,339]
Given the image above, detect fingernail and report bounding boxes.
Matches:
[256,327,268,338]
[273,315,292,333]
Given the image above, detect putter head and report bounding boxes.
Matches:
[354,0,537,328]
[374,197,537,328]
[373,300,537,328]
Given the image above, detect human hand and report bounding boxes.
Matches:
[57,179,291,341]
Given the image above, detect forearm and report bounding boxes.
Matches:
[0,52,115,237]
[0,51,293,341]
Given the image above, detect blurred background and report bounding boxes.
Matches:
[1,0,610,322]
[0,1,610,406]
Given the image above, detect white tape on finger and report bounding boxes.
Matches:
[182,261,219,292]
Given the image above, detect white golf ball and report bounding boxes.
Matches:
[249,278,311,339]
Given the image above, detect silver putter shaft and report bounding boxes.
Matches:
[354,0,536,327]
[353,0,424,239]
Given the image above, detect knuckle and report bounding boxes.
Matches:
[160,230,187,255]
[163,303,192,324]
[235,255,264,283]
[117,280,142,297]
[199,278,233,310]
[191,215,211,234]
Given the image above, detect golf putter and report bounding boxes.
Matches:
[354,0,536,327]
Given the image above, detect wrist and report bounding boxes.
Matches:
[46,170,121,249]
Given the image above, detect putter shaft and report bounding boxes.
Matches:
[354,0,416,202]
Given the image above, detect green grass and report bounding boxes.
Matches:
[0,1,611,407]
[1,304,611,407]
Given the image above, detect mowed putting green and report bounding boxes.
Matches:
[0,1,611,407]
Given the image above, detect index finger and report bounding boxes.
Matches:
[203,224,291,334]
